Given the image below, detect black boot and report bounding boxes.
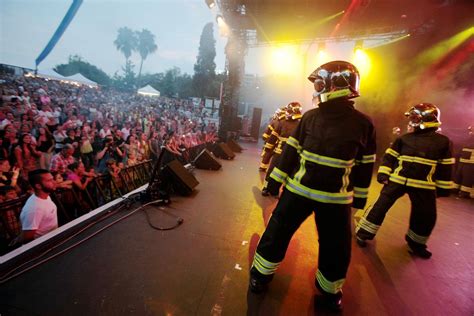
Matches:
[315,280,343,311]
[355,236,367,248]
[405,235,432,259]
[261,188,270,196]
[249,268,273,294]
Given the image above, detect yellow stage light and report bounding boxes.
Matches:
[353,48,371,78]
[270,46,301,75]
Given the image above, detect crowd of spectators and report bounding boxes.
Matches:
[0,72,219,248]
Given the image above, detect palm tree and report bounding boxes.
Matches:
[114,27,137,64]
[136,29,158,87]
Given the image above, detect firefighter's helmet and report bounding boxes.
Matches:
[404,103,441,130]
[285,101,302,118]
[308,60,360,104]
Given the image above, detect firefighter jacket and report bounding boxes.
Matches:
[267,114,302,155]
[378,128,454,195]
[261,114,286,154]
[270,99,376,209]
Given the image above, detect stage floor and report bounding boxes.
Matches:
[1,142,473,315]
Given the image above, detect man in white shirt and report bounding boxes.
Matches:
[18,169,58,243]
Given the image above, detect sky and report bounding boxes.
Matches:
[0,0,228,76]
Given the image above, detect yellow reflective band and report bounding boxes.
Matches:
[274,148,283,154]
[252,252,280,275]
[264,143,274,149]
[438,158,455,165]
[285,178,353,204]
[286,137,301,151]
[355,217,380,234]
[386,148,400,158]
[399,155,437,166]
[389,174,436,190]
[262,132,270,138]
[378,166,392,175]
[301,150,355,168]
[316,270,345,294]
[353,187,369,198]
[292,114,302,120]
[278,137,288,142]
[293,157,306,182]
[270,167,288,183]
[435,180,454,189]
[460,158,474,164]
[260,162,269,169]
[421,122,441,129]
[407,229,429,245]
[459,185,474,194]
[268,125,275,132]
[271,130,279,137]
[462,148,474,153]
[356,154,376,164]
[340,166,351,193]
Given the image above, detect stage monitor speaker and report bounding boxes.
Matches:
[162,160,199,195]
[212,143,236,160]
[194,149,222,170]
[250,107,263,140]
[226,139,243,153]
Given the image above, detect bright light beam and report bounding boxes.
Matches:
[352,49,371,78]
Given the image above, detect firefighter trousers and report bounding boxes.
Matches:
[262,152,282,194]
[251,189,352,292]
[356,182,437,246]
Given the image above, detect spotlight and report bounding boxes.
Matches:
[354,39,364,52]
[205,0,215,9]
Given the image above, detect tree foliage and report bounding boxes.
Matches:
[55,55,110,86]
[114,27,137,62]
[193,23,217,98]
[136,29,158,85]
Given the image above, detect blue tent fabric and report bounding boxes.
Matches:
[35,0,83,67]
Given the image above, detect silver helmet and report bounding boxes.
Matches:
[404,103,441,130]
[308,60,360,104]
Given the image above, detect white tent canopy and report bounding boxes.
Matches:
[36,68,68,81]
[138,84,160,97]
[66,73,98,87]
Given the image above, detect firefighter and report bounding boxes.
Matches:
[356,103,454,259]
[249,61,376,311]
[454,126,474,198]
[259,107,286,171]
[261,102,302,196]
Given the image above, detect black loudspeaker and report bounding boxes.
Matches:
[212,143,236,160]
[162,160,199,195]
[226,139,243,153]
[194,149,222,170]
[250,107,262,140]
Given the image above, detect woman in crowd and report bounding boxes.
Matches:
[36,127,55,169]
[14,133,40,180]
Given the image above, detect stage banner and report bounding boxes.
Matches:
[35,0,83,68]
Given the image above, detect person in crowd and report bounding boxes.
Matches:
[14,133,41,180]
[0,186,21,242]
[52,171,73,190]
[13,169,57,244]
[249,61,376,312]
[148,131,161,162]
[356,103,454,259]
[50,144,76,176]
[36,127,55,169]
[53,124,67,153]
[96,135,124,173]
[0,158,20,190]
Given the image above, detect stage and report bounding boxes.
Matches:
[1,142,473,315]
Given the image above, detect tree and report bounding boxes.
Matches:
[193,23,217,98]
[136,29,158,87]
[55,55,110,86]
[114,27,137,65]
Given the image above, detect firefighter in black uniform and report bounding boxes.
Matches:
[261,102,302,196]
[249,61,376,311]
[259,107,286,171]
[454,126,473,198]
[356,103,454,259]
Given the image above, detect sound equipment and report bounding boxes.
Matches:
[162,160,199,195]
[250,107,262,140]
[226,139,243,153]
[212,143,236,160]
[194,149,222,170]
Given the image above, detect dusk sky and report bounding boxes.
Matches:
[0,0,228,76]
